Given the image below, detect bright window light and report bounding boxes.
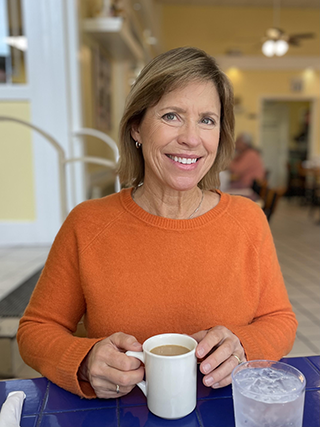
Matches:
[5,36,28,51]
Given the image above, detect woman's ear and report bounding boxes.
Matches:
[131,122,140,143]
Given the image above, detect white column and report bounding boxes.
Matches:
[0,0,85,245]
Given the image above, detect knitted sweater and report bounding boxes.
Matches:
[17,188,297,398]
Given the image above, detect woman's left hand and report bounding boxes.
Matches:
[191,326,246,388]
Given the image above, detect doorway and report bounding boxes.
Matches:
[260,99,312,189]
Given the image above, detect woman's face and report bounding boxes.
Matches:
[131,80,221,192]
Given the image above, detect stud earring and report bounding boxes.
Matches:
[135,141,142,149]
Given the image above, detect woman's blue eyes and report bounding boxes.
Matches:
[201,117,215,125]
[163,113,176,121]
[162,113,215,125]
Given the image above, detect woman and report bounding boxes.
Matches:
[17,47,297,400]
[229,132,266,190]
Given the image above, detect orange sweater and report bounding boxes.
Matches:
[17,188,297,398]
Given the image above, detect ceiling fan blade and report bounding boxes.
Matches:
[288,33,315,39]
[288,33,315,46]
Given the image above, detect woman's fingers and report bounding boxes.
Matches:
[92,376,136,399]
[109,332,143,353]
[84,332,144,398]
[103,364,145,388]
[194,327,225,360]
[193,326,246,388]
[90,366,142,399]
[201,353,240,388]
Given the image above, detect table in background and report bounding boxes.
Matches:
[1,356,319,427]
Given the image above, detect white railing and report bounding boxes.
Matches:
[0,116,120,222]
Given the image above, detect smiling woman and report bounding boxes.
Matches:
[118,47,235,192]
[17,47,297,401]
[129,80,222,216]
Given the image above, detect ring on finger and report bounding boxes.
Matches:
[231,354,242,365]
[116,384,120,394]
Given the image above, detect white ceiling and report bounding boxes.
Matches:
[156,0,320,7]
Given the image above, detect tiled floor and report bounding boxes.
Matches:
[0,246,50,302]
[269,199,320,357]
[0,198,319,376]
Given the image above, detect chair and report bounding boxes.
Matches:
[285,160,305,201]
[252,179,286,222]
[262,187,287,222]
[252,178,268,201]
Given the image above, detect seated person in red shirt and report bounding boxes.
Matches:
[229,133,265,189]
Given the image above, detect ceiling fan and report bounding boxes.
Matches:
[261,0,315,57]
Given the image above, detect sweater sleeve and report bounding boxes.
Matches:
[227,211,298,361]
[17,207,104,398]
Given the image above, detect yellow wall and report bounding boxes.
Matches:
[161,4,320,157]
[225,68,319,154]
[225,68,319,142]
[0,102,36,221]
[161,5,320,57]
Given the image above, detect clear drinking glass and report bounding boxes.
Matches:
[232,360,306,427]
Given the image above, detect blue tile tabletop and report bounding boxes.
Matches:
[281,356,320,389]
[40,407,118,427]
[0,356,319,427]
[44,381,117,413]
[197,398,235,427]
[0,377,48,415]
[303,390,320,427]
[307,355,320,372]
[20,415,38,427]
[119,405,201,427]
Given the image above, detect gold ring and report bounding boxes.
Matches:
[116,384,120,394]
[231,354,242,365]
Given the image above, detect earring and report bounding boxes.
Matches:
[135,141,142,149]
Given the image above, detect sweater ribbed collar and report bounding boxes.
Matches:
[120,187,230,229]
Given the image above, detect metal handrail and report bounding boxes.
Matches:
[0,116,120,222]
[72,128,120,192]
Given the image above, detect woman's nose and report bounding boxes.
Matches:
[176,121,201,147]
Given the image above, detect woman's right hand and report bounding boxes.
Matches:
[78,332,144,399]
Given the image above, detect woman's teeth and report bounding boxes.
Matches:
[167,155,198,164]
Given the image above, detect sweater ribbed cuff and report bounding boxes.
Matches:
[226,325,264,361]
[56,336,105,398]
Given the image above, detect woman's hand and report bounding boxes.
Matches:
[191,326,246,388]
[78,332,144,399]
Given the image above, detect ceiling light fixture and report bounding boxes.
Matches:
[262,38,289,57]
[262,0,289,57]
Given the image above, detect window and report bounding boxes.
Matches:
[0,0,27,84]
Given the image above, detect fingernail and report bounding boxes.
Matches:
[204,376,214,386]
[212,383,220,388]
[197,348,205,358]
[132,342,141,347]
[203,363,211,374]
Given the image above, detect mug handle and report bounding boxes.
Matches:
[126,351,147,397]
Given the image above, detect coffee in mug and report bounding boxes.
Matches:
[126,333,197,419]
[150,344,190,356]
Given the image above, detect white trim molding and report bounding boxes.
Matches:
[0,85,31,99]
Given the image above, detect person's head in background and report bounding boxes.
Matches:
[234,132,253,154]
[117,46,235,190]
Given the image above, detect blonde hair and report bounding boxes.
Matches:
[117,46,235,189]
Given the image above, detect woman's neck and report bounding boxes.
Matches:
[132,184,205,220]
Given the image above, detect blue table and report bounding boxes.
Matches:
[1,356,319,427]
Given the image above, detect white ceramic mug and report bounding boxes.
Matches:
[126,333,197,419]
